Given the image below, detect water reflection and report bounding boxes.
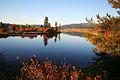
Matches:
[0,33,61,46]
[43,33,60,46]
[0,33,98,79]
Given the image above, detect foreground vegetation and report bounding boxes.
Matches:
[1,52,120,80]
[16,53,120,80]
[16,55,106,80]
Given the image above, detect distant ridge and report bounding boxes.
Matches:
[62,23,95,28]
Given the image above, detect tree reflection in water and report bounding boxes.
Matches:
[0,33,61,79]
[0,33,61,46]
[43,33,59,46]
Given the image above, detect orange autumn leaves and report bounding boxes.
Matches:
[16,55,104,80]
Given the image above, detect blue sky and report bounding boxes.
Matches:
[0,0,118,26]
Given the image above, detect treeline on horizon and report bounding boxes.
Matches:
[0,17,61,34]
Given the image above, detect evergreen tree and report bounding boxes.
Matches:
[0,22,3,28]
[55,22,58,31]
[44,17,49,28]
[108,0,120,8]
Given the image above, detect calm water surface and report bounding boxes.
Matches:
[0,33,96,66]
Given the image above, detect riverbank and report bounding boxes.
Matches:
[61,28,98,36]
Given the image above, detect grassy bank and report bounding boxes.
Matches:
[61,28,98,36]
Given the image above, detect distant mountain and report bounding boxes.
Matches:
[62,23,95,29]
[33,25,41,27]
